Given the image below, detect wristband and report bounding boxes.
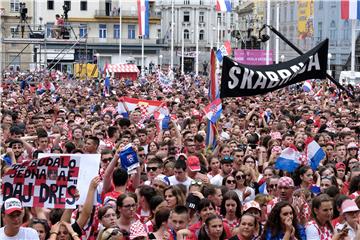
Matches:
[71,233,79,238]
[50,231,58,235]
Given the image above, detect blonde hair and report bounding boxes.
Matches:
[97,227,122,240]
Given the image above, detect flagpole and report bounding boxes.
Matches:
[275,3,279,64]
[195,8,199,76]
[119,1,122,63]
[266,0,271,65]
[141,36,145,77]
[170,0,174,73]
[351,19,356,72]
[216,16,220,74]
[181,24,185,75]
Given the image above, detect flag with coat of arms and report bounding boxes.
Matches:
[204,99,222,124]
[216,40,232,62]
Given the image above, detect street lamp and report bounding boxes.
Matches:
[96,53,100,77]
[280,55,285,62]
[159,54,163,68]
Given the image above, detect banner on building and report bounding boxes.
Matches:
[297,0,314,39]
[220,39,328,98]
[234,49,273,65]
[2,154,100,209]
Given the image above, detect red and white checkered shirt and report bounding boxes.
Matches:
[306,220,333,240]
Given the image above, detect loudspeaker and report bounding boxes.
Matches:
[29,32,45,39]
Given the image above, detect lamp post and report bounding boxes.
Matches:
[96,53,100,77]
[327,53,332,76]
[181,26,185,75]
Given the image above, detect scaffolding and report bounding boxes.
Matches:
[1,22,89,77]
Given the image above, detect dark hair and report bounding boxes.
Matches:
[29,218,50,240]
[9,139,23,148]
[107,126,118,138]
[172,205,188,216]
[311,194,334,233]
[112,168,128,187]
[118,118,131,128]
[349,175,360,194]
[261,201,301,240]
[333,195,350,219]
[154,207,171,231]
[88,136,100,147]
[174,159,187,171]
[64,141,76,153]
[197,199,215,216]
[163,185,185,207]
[139,185,157,205]
[220,190,242,219]
[198,214,226,240]
[202,185,219,198]
[293,165,312,187]
[149,195,165,212]
[49,209,65,225]
[98,205,115,220]
[116,193,137,215]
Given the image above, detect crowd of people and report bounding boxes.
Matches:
[0,68,359,240]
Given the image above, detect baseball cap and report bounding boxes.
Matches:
[278,177,294,188]
[243,200,261,212]
[4,198,23,214]
[335,162,346,170]
[341,199,360,214]
[154,174,170,186]
[187,156,200,172]
[347,142,358,149]
[185,194,201,211]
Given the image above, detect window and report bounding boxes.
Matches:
[10,26,17,38]
[330,21,337,43]
[114,24,120,39]
[184,29,189,40]
[199,12,204,23]
[80,1,87,11]
[10,0,20,12]
[99,24,107,38]
[79,24,87,38]
[47,0,54,10]
[183,11,190,22]
[64,1,71,10]
[184,0,190,4]
[9,54,20,71]
[200,0,203,5]
[128,25,135,39]
[343,20,350,41]
[319,0,323,9]
[199,29,204,40]
[318,22,323,40]
[157,29,161,39]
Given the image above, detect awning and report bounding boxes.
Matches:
[107,64,139,73]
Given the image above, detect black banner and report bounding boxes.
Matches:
[220,39,328,98]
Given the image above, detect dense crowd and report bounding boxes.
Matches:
[0,69,359,240]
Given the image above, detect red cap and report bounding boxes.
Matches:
[336,162,346,170]
[4,198,23,214]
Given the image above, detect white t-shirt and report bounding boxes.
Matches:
[210,174,224,186]
[234,187,255,203]
[0,227,39,240]
[168,176,193,189]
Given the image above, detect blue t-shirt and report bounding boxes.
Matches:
[264,224,306,240]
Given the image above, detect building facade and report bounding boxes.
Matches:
[157,0,239,73]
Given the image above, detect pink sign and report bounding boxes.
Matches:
[234,49,273,65]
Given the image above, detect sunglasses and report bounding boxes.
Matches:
[223,156,234,161]
[227,180,236,184]
[236,175,245,180]
[268,184,278,189]
[101,157,112,163]
[146,167,158,172]
[190,180,202,186]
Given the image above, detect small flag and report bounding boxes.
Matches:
[302,80,313,92]
[305,138,325,171]
[341,0,360,20]
[216,40,232,62]
[204,99,222,124]
[216,0,232,12]
[119,144,140,174]
[275,146,301,172]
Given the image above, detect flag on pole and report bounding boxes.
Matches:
[204,99,222,123]
[341,0,360,20]
[137,0,150,37]
[216,0,232,12]
[305,137,325,171]
[302,80,313,92]
[216,40,232,62]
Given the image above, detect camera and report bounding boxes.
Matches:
[19,2,28,20]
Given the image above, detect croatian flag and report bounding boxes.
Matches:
[305,138,326,170]
[302,80,313,92]
[216,0,232,12]
[275,146,301,172]
[154,106,171,130]
[117,97,165,119]
[341,0,360,20]
[204,99,222,124]
[206,49,219,149]
[137,0,150,37]
[216,41,232,62]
